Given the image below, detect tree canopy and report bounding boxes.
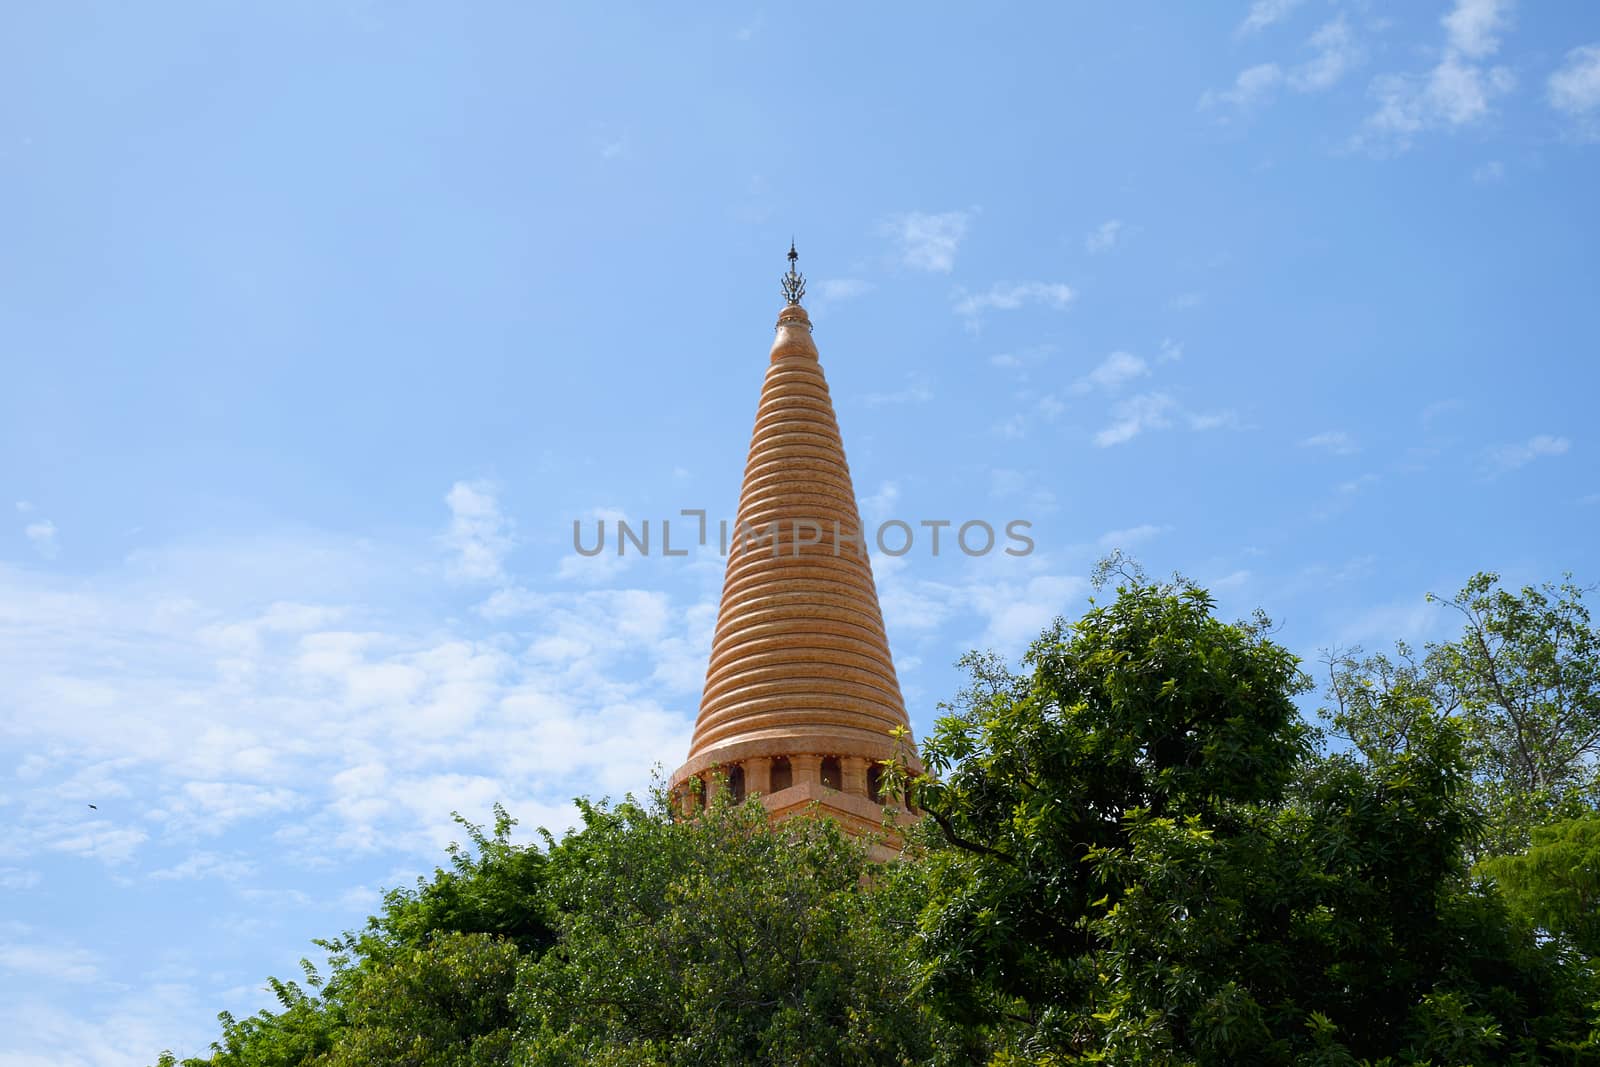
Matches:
[156,570,1600,1067]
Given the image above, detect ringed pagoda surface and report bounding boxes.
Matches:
[671,302,918,788]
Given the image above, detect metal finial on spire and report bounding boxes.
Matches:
[781,240,806,306]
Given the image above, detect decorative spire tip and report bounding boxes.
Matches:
[781,240,806,306]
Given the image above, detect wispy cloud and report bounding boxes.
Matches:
[1084,219,1125,254]
[812,278,874,305]
[1187,410,1241,432]
[0,939,101,984]
[443,480,512,584]
[862,374,933,407]
[1210,569,1253,592]
[1097,523,1166,549]
[1300,430,1359,455]
[0,868,40,889]
[885,210,973,273]
[860,481,900,522]
[24,519,58,559]
[1422,397,1464,424]
[1204,16,1360,112]
[1094,393,1239,446]
[1202,62,1285,111]
[1338,473,1381,494]
[1472,159,1506,183]
[1483,433,1571,474]
[732,15,761,42]
[988,344,1054,376]
[1548,43,1600,139]
[148,851,257,882]
[1359,0,1515,151]
[1290,16,1360,92]
[1238,0,1305,36]
[1072,351,1149,394]
[1095,392,1177,447]
[553,507,638,584]
[954,281,1075,324]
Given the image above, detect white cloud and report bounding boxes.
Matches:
[1206,16,1360,111]
[0,940,101,984]
[1360,0,1515,149]
[987,344,1054,376]
[148,851,256,882]
[972,572,1086,650]
[1484,433,1570,474]
[0,867,41,889]
[993,413,1029,440]
[1288,17,1360,92]
[1093,393,1238,446]
[953,281,1075,322]
[1202,62,1284,110]
[1095,392,1177,447]
[24,520,58,559]
[885,210,972,273]
[1158,338,1184,362]
[1084,219,1124,254]
[1442,0,1511,59]
[1472,159,1506,183]
[1073,351,1149,394]
[1210,569,1253,592]
[0,511,707,876]
[1548,43,1600,137]
[555,507,641,584]
[1422,397,1464,424]
[1338,473,1381,494]
[1238,0,1305,35]
[443,481,512,584]
[161,781,303,831]
[1187,409,1241,432]
[862,374,933,406]
[1300,430,1359,455]
[1097,524,1166,549]
[49,824,148,865]
[1336,594,1454,647]
[989,468,1027,498]
[813,278,874,304]
[860,482,900,522]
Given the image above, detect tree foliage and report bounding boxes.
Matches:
[156,570,1600,1067]
[906,575,1599,1063]
[1325,572,1600,856]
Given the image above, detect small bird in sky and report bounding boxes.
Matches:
[87,804,97,810]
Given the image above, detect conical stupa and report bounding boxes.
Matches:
[669,246,920,848]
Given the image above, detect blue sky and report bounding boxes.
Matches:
[3,1,1598,1061]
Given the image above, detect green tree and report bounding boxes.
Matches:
[1324,572,1600,856]
[907,575,1599,1063]
[1433,573,1600,853]
[318,932,518,1066]
[518,791,958,1066]
[1481,815,1600,959]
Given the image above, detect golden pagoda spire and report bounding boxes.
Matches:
[671,247,919,852]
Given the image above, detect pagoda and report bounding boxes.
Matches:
[669,246,921,853]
